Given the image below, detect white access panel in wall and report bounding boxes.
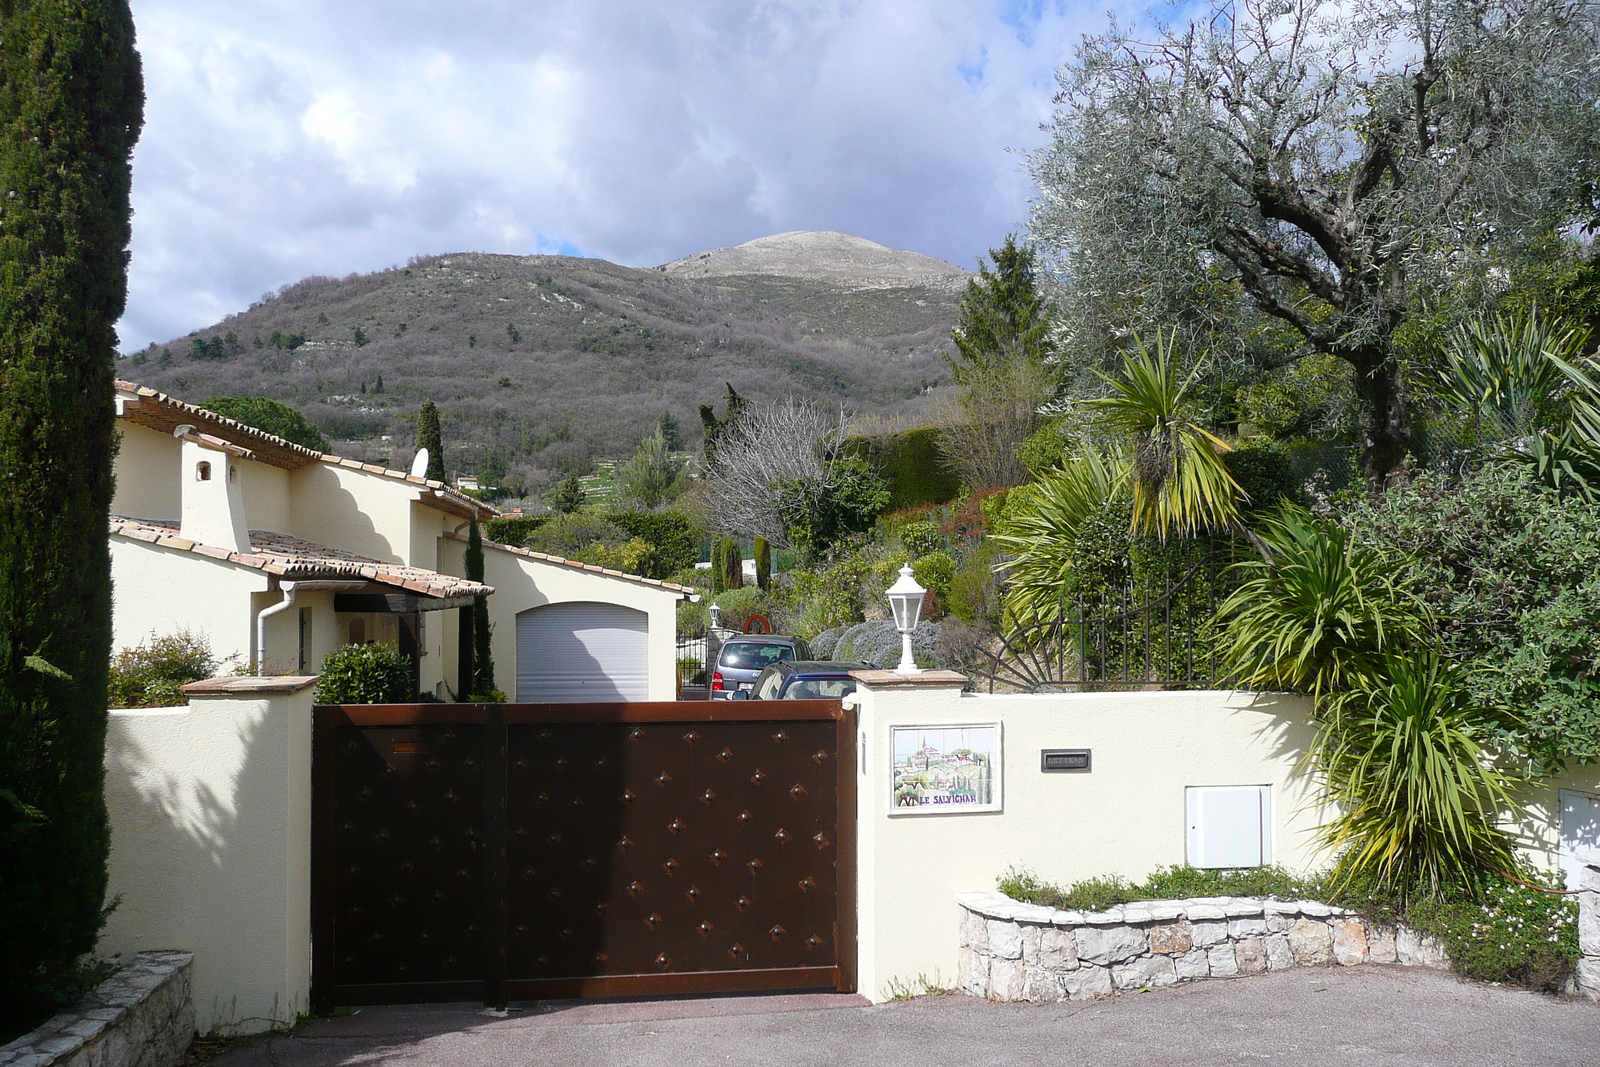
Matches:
[515,601,649,703]
[1559,789,1600,890]
[1187,785,1271,869]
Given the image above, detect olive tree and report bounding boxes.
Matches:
[1029,0,1600,486]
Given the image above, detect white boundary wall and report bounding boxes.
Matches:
[101,677,316,1034]
[849,675,1327,1002]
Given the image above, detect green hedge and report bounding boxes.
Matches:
[609,511,699,580]
[484,514,551,548]
[843,427,961,510]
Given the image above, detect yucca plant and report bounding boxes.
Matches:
[1216,506,1428,699]
[1314,651,1522,902]
[991,441,1127,626]
[1088,330,1243,538]
[1433,310,1590,441]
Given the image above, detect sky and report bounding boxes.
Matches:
[118,0,1123,352]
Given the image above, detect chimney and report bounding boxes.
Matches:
[178,434,252,554]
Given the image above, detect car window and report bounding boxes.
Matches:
[754,668,785,700]
[783,678,857,700]
[719,642,794,670]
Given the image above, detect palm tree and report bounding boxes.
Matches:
[1087,330,1243,538]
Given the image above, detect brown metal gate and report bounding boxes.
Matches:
[311,701,856,1006]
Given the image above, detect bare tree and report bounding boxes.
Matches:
[935,356,1055,490]
[702,397,847,545]
[1030,0,1600,486]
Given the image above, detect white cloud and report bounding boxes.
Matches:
[119,0,1127,350]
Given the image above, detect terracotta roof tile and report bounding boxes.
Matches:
[111,517,493,600]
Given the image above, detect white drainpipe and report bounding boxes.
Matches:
[255,581,298,672]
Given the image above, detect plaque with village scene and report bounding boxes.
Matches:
[889,723,1002,815]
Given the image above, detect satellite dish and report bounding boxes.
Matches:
[410,448,430,479]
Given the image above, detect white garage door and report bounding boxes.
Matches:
[515,601,650,703]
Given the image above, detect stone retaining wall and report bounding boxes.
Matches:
[957,892,1449,1002]
[0,952,194,1067]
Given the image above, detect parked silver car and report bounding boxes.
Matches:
[710,634,810,699]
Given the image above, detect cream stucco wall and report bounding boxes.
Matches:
[112,425,181,521]
[445,540,683,701]
[112,539,270,663]
[1514,766,1600,876]
[102,684,314,1034]
[287,464,419,565]
[850,683,1326,1002]
[238,459,290,533]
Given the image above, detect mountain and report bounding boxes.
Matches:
[122,233,967,491]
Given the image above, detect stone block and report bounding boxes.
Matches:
[1364,936,1395,970]
[1062,964,1114,1000]
[1264,912,1294,933]
[1395,927,1450,969]
[1076,924,1147,966]
[1332,918,1369,966]
[1175,949,1211,979]
[1288,918,1334,965]
[990,956,1026,1000]
[958,946,988,997]
[1224,900,1265,918]
[1234,938,1267,975]
[988,919,1024,960]
[1191,920,1228,947]
[1023,967,1064,1003]
[1576,957,1600,1002]
[1113,954,1177,991]
[1040,926,1079,970]
[1148,921,1194,955]
[1021,924,1042,965]
[961,908,987,952]
[1208,943,1240,977]
[1579,892,1600,957]
[1229,918,1268,938]
[1265,935,1294,970]
[1147,902,1184,922]
[1187,904,1226,921]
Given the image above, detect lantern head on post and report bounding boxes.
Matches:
[886,563,926,675]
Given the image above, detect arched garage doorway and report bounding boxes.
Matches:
[515,601,649,702]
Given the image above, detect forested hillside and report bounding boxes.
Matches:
[121,236,965,491]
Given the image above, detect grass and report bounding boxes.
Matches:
[881,971,953,1001]
[997,864,1324,913]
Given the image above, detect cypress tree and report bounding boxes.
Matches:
[464,516,498,700]
[0,0,143,1022]
[415,399,445,482]
[753,536,771,592]
[721,536,743,591]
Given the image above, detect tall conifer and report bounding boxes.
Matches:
[415,400,445,482]
[464,516,497,700]
[0,0,143,1020]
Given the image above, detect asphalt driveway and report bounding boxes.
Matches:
[213,965,1600,1067]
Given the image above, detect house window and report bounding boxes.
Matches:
[298,608,311,672]
[195,461,211,481]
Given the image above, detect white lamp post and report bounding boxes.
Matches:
[886,563,927,675]
[709,603,721,631]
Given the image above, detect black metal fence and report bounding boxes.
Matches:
[972,550,1244,693]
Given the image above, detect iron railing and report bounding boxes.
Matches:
[972,550,1244,693]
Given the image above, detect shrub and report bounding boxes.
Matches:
[911,551,955,618]
[998,864,1322,914]
[899,520,941,557]
[753,535,771,592]
[108,631,218,708]
[831,618,942,670]
[777,455,892,563]
[1336,462,1600,771]
[315,644,414,704]
[712,587,773,634]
